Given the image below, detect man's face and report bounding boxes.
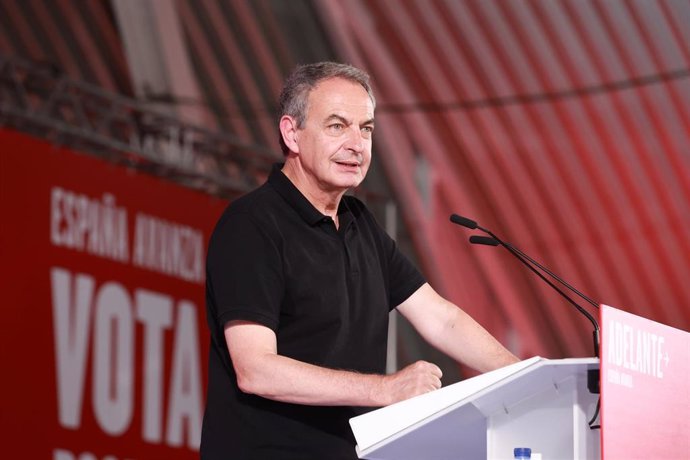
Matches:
[293,77,375,193]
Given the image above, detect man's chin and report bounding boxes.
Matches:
[340,178,365,190]
[330,174,365,190]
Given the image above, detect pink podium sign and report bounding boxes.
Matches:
[600,304,690,459]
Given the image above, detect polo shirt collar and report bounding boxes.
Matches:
[268,163,353,228]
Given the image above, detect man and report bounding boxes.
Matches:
[200,62,518,459]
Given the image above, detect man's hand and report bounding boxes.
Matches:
[374,360,443,406]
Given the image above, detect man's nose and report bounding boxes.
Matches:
[345,126,365,152]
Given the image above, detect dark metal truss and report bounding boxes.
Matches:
[0,55,277,198]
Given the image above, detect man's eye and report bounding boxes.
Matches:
[362,126,374,133]
[329,123,344,130]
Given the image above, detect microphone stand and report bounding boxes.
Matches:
[455,214,604,420]
[451,214,601,359]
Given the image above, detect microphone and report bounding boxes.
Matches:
[450,213,601,358]
[450,214,478,229]
[469,235,499,246]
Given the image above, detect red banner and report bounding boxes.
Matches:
[0,130,227,459]
[601,304,690,458]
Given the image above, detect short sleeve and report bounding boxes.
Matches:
[206,211,284,331]
[387,236,426,309]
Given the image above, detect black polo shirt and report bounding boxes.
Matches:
[201,164,425,459]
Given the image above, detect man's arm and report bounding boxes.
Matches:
[397,283,519,373]
[225,320,443,407]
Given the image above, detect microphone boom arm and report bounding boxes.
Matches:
[503,241,599,309]
[451,214,601,358]
[480,226,600,358]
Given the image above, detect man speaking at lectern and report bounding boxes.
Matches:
[200,62,519,459]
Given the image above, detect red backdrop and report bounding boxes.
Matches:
[0,129,227,459]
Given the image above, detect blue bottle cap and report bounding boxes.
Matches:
[514,447,532,457]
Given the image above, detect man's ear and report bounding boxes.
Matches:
[279,115,300,154]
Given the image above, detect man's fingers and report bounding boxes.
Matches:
[430,364,443,379]
[413,360,443,379]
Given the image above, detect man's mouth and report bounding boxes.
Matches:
[335,160,360,167]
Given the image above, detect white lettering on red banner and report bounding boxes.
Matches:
[605,318,670,388]
[51,267,203,449]
[51,187,130,263]
[132,213,204,284]
[54,448,134,460]
[51,186,205,284]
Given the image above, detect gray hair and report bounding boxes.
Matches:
[278,62,376,155]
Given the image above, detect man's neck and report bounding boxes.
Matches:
[281,161,345,222]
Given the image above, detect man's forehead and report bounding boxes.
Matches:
[307,79,374,120]
[310,78,373,104]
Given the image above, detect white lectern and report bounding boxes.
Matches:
[350,357,600,459]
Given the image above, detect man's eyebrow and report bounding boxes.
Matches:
[323,114,374,125]
[324,114,349,124]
